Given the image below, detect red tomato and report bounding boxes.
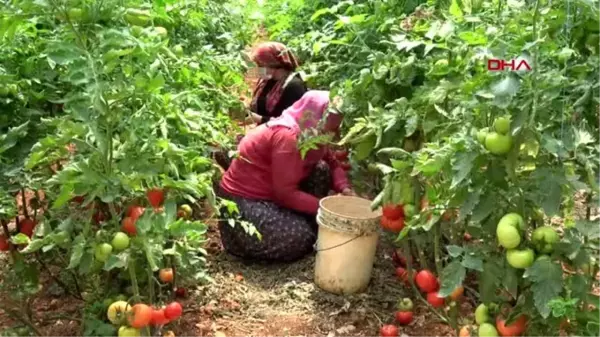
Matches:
[0,235,10,251]
[395,267,409,284]
[381,216,404,233]
[415,270,439,293]
[340,162,352,171]
[175,287,186,298]
[464,232,472,241]
[127,206,145,222]
[159,268,174,283]
[71,195,85,204]
[164,302,183,320]
[379,324,399,337]
[427,292,445,308]
[395,311,413,325]
[496,315,528,336]
[442,209,456,221]
[392,249,407,267]
[20,218,36,238]
[128,304,153,328]
[450,286,464,301]
[150,308,170,326]
[121,217,137,236]
[334,150,349,161]
[147,188,165,208]
[383,204,404,220]
[93,211,106,225]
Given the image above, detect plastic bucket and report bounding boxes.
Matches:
[314,195,382,295]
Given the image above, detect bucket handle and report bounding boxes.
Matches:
[313,234,363,252]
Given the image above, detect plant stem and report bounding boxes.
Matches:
[128,259,141,303]
[21,187,29,219]
[414,237,430,270]
[434,223,442,275]
[402,241,449,324]
[529,0,541,125]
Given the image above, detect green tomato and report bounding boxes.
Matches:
[496,223,521,249]
[94,243,113,262]
[124,9,151,26]
[477,128,489,144]
[506,248,535,269]
[130,26,143,37]
[173,44,184,56]
[531,226,559,254]
[115,294,128,302]
[118,327,141,337]
[478,323,499,337]
[403,204,416,218]
[102,297,114,308]
[154,26,168,39]
[397,298,413,311]
[179,204,193,219]
[493,116,511,135]
[498,213,526,231]
[68,8,83,21]
[475,304,489,324]
[485,132,512,155]
[111,232,130,251]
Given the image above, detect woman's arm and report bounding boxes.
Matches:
[323,149,351,193]
[270,128,320,215]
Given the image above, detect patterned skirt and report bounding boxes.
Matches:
[217,160,332,263]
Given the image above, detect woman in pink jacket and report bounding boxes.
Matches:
[218,90,355,262]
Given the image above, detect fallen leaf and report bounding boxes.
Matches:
[336,325,356,334]
[163,331,175,337]
[214,332,226,337]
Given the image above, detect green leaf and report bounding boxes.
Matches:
[470,191,496,223]
[502,262,519,299]
[479,259,503,303]
[458,191,480,222]
[405,114,418,137]
[447,245,464,257]
[524,258,564,318]
[103,252,128,271]
[438,260,466,297]
[462,253,484,271]
[541,180,562,217]
[449,0,464,20]
[451,152,476,189]
[576,220,600,240]
[52,184,75,209]
[20,238,46,254]
[67,235,86,270]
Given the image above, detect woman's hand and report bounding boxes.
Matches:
[341,188,357,196]
[245,112,262,125]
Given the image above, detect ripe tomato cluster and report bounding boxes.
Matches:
[380,204,408,233]
[107,300,183,336]
[380,250,467,336]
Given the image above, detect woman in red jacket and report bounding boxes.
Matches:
[218,90,354,262]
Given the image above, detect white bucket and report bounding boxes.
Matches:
[314,195,382,295]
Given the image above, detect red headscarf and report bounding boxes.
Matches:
[250,42,300,116]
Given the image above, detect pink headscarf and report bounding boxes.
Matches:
[267,90,343,134]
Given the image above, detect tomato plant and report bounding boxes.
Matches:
[262,0,599,335]
[0,0,260,333]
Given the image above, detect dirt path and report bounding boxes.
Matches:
[173,223,460,337]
